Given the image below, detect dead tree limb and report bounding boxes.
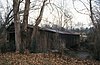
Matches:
[31,0,47,40]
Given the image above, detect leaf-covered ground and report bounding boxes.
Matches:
[0,53,99,65]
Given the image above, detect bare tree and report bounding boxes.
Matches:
[13,0,21,53]
[22,0,30,52]
[31,0,47,40]
[89,0,100,60]
[73,0,100,60]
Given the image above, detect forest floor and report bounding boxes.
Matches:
[0,53,100,65]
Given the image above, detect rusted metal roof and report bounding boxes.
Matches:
[7,22,80,35]
[40,28,80,35]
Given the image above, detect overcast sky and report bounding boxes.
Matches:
[65,0,91,28]
[43,0,91,28]
[0,0,91,28]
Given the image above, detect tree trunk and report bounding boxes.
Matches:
[13,0,21,52]
[22,0,30,52]
[90,0,100,60]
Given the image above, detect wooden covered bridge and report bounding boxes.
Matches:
[5,22,80,52]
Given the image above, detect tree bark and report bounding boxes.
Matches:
[13,0,21,52]
[22,0,30,52]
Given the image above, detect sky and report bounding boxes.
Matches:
[0,0,91,28]
[43,0,91,28]
[64,0,91,28]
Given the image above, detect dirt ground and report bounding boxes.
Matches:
[0,53,99,65]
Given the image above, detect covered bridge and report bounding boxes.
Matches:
[6,23,80,52]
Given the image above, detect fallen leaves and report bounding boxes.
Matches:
[0,53,99,65]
